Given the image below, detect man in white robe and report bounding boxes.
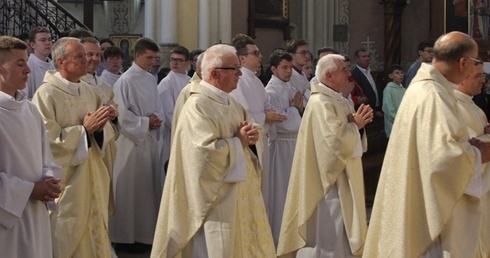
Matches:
[277,54,373,258]
[264,49,304,246]
[99,46,123,87]
[0,35,61,258]
[286,39,311,102]
[151,44,275,258]
[32,37,117,258]
[364,31,490,258]
[110,37,164,252]
[24,27,55,100]
[454,64,490,258]
[230,34,287,192]
[157,46,190,186]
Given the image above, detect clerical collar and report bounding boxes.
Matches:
[54,72,81,95]
[200,80,229,103]
[0,90,24,110]
[321,82,343,98]
[292,65,302,74]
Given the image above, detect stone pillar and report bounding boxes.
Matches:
[218,0,232,44]
[198,0,210,48]
[144,0,156,39]
[159,0,179,68]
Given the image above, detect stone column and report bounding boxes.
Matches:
[198,0,210,49]
[144,0,156,40]
[159,0,178,68]
[218,0,232,44]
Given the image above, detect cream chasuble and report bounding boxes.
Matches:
[0,90,61,258]
[32,71,113,258]
[363,63,481,258]
[277,83,367,257]
[454,90,490,258]
[172,73,201,140]
[151,81,275,258]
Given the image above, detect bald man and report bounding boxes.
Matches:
[364,32,490,257]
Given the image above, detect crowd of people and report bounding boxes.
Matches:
[1,26,490,258]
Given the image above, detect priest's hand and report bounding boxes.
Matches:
[348,104,374,129]
[105,104,118,121]
[30,176,62,202]
[236,121,259,147]
[149,114,162,130]
[265,108,288,123]
[470,137,490,163]
[83,106,112,133]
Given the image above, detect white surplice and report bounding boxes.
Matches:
[0,90,61,258]
[100,70,122,87]
[230,67,272,181]
[290,68,311,102]
[157,70,190,189]
[24,54,55,100]
[110,63,164,245]
[265,75,302,246]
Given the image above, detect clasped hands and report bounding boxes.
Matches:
[149,114,163,130]
[83,105,117,134]
[236,121,259,147]
[30,176,62,203]
[348,104,374,129]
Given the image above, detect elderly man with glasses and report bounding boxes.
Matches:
[151,44,275,258]
[364,31,490,258]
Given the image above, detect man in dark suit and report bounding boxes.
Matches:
[351,48,381,114]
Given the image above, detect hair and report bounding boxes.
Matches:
[417,41,434,52]
[170,45,190,60]
[80,37,99,45]
[51,37,80,69]
[103,46,123,60]
[286,39,308,54]
[200,44,237,81]
[99,38,115,47]
[269,49,293,68]
[134,37,159,55]
[232,33,256,55]
[195,51,205,74]
[387,64,404,74]
[18,32,29,42]
[28,27,50,43]
[315,54,345,82]
[343,55,351,62]
[354,48,368,58]
[433,32,476,62]
[69,28,95,39]
[0,36,28,63]
[317,46,339,57]
[189,49,204,61]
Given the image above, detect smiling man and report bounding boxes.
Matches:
[151,44,275,258]
[32,37,116,258]
[0,35,61,258]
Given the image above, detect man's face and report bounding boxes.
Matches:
[106,55,123,74]
[292,44,310,68]
[389,69,404,85]
[328,59,351,91]
[240,44,262,72]
[272,59,293,82]
[59,41,87,81]
[134,50,158,71]
[463,65,486,96]
[31,32,52,59]
[0,49,30,95]
[419,47,434,63]
[83,42,101,74]
[215,54,242,93]
[355,51,370,69]
[169,53,188,74]
[302,60,313,78]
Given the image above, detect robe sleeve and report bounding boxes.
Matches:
[113,79,150,146]
[158,79,175,130]
[0,173,34,229]
[267,92,301,140]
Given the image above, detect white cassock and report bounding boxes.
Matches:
[99,70,122,87]
[265,75,302,246]
[290,67,311,102]
[110,63,164,245]
[230,67,272,182]
[24,54,55,100]
[0,90,61,258]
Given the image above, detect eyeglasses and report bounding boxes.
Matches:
[295,50,310,56]
[170,58,186,63]
[471,73,487,79]
[244,50,261,57]
[463,56,484,66]
[215,66,241,72]
[423,49,434,54]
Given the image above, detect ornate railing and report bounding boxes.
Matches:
[0,0,88,39]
